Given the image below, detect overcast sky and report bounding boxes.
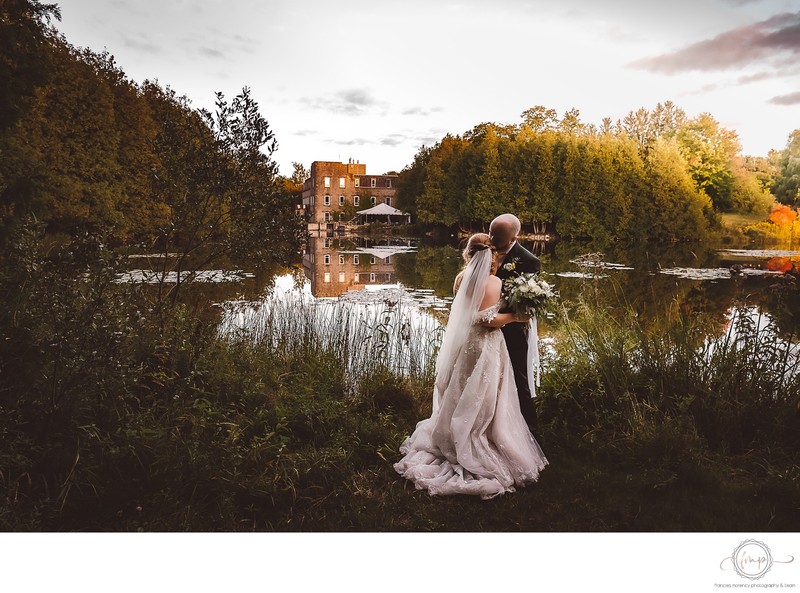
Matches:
[51,0,800,176]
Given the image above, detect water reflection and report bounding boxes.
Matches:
[114,234,799,341]
[213,235,800,380]
[302,232,416,298]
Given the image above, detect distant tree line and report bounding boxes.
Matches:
[397,102,799,243]
[0,0,304,264]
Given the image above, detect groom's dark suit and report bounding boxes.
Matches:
[494,241,541,436]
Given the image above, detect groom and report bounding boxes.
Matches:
[490,213,541,437]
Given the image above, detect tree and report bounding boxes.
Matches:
[640,137,712,243]
[0,0,60,131]
[520,105,558,133]
[415,134,471,226]
[619,102,686,154]
[465,127,515,223]
[772,130,800,207]
[397,145,431,216]
[559,108,585,135]
[290,161,308,185]
[675,113,740,211]
[0,0,61,239]
[146,85,304,303]
[769,204,798,227]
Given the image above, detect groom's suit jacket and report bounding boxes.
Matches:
[494,241,541,433]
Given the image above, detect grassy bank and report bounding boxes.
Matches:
[1,232,798,531]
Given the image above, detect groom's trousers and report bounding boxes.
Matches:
[501,322,539,435]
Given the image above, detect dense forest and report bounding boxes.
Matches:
[397,106,800,244]
[0,0,305,263]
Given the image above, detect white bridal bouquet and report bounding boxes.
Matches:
[502,272,557,318]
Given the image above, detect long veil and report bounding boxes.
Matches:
[432,248,493,414]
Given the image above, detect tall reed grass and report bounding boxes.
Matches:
[218,292,444,390]
[545,297,800,454]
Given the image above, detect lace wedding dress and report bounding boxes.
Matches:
[394,295,548,500]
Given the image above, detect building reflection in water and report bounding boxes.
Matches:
[303,232,417,298]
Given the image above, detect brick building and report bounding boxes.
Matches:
[302,160,398,231]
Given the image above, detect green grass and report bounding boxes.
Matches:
[719,211,768,229]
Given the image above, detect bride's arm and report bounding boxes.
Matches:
[481,312,529,328]
[478,277,529,327]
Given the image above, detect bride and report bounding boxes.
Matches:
[394,233,548,499]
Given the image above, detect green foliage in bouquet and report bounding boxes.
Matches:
[502,272,558,317]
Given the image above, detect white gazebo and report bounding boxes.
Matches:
[356,203,411,225]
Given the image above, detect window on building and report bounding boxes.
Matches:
[324,177,331,188]
[353,255,360,265]
[339,195,345,206]
[323,254,330,265]
[369,273,376,282]
[385,197,391,206]
[324,238,331,248]
[324,272,331,283]
[324,212,331,222]
[370,178,376,188]
[338,271,346,283]
[338,254,345,265]
[385,273,391,282]
[371,196,376,206]
[339,177,345,188]
[354,196,360,207]
[355,178,360,188]
[323,195,330,206]
[370,256,376,265]
[387,178,392,188]
[354,273,360,282]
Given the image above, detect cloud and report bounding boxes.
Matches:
[631,12,800,74]
[120,33,162,55]
[199,46,225,59]
[769,91,800,105]
[336,137,371,146]
[301,89,389,116]
[380,135,408,147]
[401,106,445,116]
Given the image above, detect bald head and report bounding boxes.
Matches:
[489,214,521,252]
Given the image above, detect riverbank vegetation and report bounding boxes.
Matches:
[1,228,798,531]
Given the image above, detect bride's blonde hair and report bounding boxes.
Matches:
[454,233,496,294]
[462,232,494,261]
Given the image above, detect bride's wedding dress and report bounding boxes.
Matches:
[394,248,547,499]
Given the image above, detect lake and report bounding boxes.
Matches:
[175,233,795,376]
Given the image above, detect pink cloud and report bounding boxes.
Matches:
[769,91,800,105]
[631,12,800,74]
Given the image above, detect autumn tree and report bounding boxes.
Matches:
[520,105,558,133]
[769,204,798,227]
[0,0,60,130]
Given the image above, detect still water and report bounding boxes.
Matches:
[205,234,798,377]
[295,234,799,330]
[122,233,800,342]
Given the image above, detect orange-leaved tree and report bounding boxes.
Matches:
[769,204,798,227]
